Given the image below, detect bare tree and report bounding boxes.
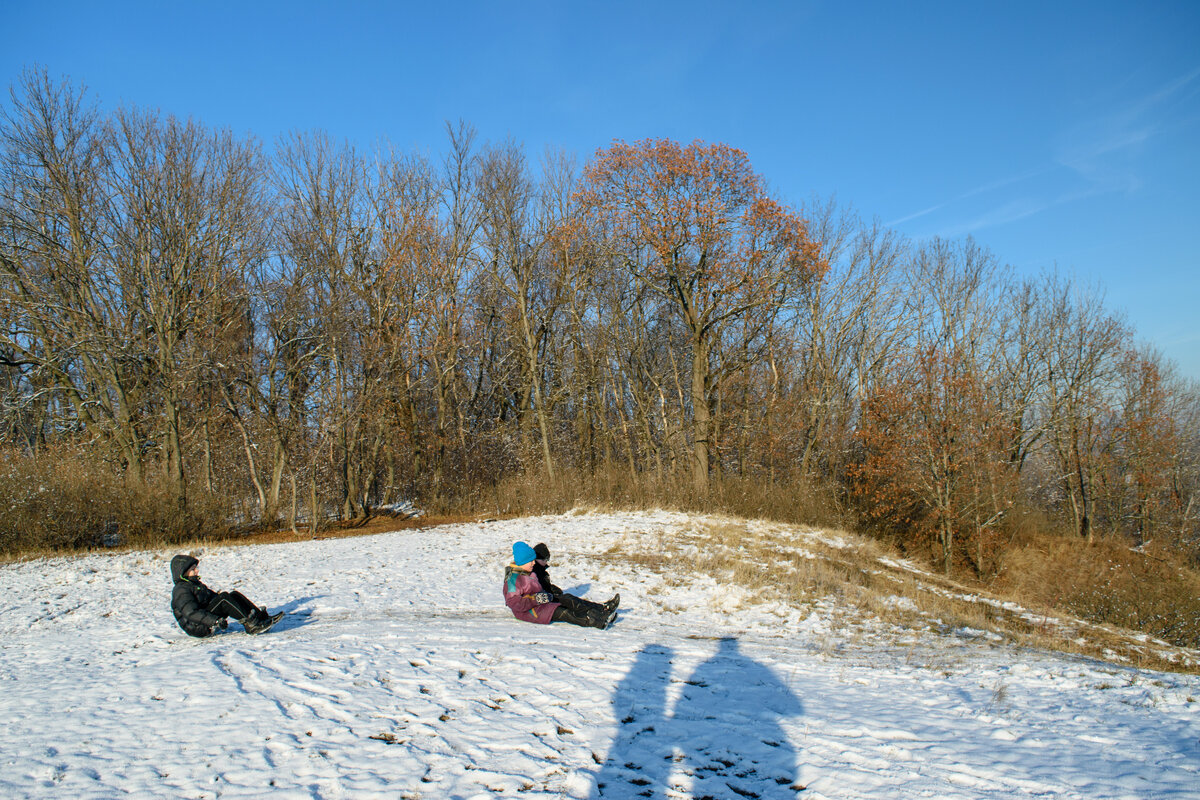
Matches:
[578,140,825,489]
[272,130,370,518]
[785,200,908,479]
[415,121,482,495]
[0,69,153,481]
[103,107,268,504]
[1041,280,1128,542]
[992,275,1055,473]
[478,140,579,479]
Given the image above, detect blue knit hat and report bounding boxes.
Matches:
[512,541,536,565]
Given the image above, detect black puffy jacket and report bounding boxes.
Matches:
[170,555,221,637]
[531,561,563,597]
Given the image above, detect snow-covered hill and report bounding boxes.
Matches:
[1,511,1197,799]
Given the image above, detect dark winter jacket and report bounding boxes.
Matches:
[531,561,562,597]
[171,555,221,637]
[503,564,560,624]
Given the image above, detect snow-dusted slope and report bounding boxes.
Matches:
[1,511,1196,799]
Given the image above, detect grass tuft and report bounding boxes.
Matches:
[597,516,1200,674]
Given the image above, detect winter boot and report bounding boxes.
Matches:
[241,610,265,634]
[603,593,620,613]
[586,605,614,630]
[248,611,284,634]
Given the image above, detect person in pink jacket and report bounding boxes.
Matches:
[504,541,616,629]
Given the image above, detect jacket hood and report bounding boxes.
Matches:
[171,554,198,583]
[504,563,532,584]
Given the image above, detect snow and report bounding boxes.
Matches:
[1,510,1198,799]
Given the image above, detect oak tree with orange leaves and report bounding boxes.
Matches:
[851,346,1016,576]
[577,139,825,489]
[1109,347,1185,543]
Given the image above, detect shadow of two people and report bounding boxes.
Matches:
[593,637,805,799]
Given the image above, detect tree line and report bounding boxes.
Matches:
[2,69,1197,570]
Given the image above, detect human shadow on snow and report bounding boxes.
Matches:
[260,595,326,632]
[592,637,804,799]
[197,596,326,638]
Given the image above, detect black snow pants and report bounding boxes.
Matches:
[550,593,609,628]
[206,591,262,623]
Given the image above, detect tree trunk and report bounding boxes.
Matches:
[691,333,711,491]
[289,473,298,534]
[266,437,286,523]
[940,519,954,576]
[202,419,215,494]
[232,410,268,520]
[309,471,319,536]
[164,395,186,509]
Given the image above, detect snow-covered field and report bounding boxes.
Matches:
[1,510,1197,799]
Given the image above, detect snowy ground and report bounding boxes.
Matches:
[1,510,1197,799]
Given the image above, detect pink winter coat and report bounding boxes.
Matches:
[503,564,560,624]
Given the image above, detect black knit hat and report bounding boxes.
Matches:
[533,542,550,561]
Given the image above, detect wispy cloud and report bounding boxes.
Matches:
[1164,331,1200,347]
[885,202,946,227]
[1057,65,1200,192]
[885,165,1053,227]
[937,199,1049,238]
[890,66,1200,237]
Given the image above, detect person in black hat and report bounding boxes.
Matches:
[531,542,562,596]
[531,541,619,620]
[170,554,283,637]
[504,541,619,629]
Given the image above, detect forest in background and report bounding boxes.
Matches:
[2,68,1198,629]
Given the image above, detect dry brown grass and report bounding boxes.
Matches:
[0,448,510,562]
[0,449,233,557]
[205,510,512,547]
[996,534,1200,652]
[596,516,1200,674]
[481,465,848,531]
[0,504,508,565]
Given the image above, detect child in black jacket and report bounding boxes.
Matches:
[531,542,619,622]
[170,554,282,637]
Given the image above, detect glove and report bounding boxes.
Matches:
[533,592,552,605]
[216,618,228,631]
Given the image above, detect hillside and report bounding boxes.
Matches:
[1,511,1196,799]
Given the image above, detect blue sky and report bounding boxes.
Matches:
[4,0,1198,378]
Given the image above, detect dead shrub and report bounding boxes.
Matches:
[0,448,234,557]
[997,534,1200,649]
[479,463,847,530]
